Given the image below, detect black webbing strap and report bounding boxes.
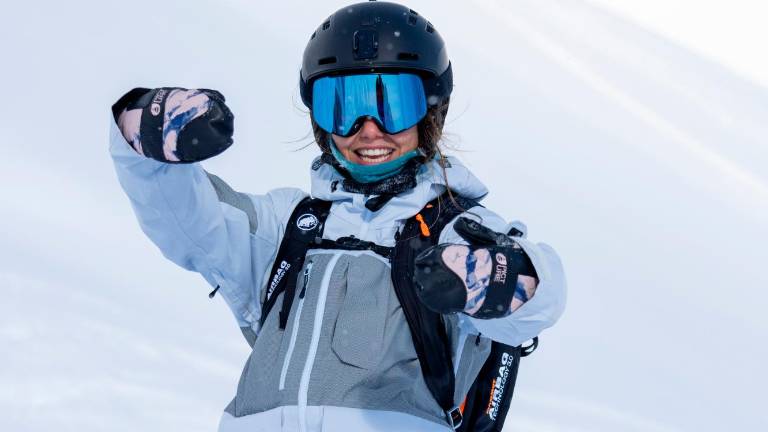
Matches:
[391,193,479,428]
[259,197,331,329]
[457,336,538,432]
[457,343,522,432]
[312,236,394,260]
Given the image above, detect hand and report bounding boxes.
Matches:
[116,87,234,163]
[413,221,539,319]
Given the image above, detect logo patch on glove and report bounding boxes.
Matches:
[493,252,508,284]
[150,89,167,116]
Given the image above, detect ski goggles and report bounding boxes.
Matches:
[312,73,428,137]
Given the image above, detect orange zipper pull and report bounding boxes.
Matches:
[415,213,431,237]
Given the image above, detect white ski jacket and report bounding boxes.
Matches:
[109,117,566,432]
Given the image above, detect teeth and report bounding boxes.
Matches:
[357,148,394,157]
[361,155,387,162]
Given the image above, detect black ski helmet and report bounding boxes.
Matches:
[299,0,453,109]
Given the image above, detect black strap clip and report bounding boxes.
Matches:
[521,336,539,357]
[331,236,394,259]
[446,406,463,430]
[334,236,372,250]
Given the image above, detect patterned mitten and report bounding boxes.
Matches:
[413,218,538,319]
[114,87,233,163]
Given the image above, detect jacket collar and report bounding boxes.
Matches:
[309,155,489,212]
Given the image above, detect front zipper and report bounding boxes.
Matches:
[279,260,313,391]
[298,251,343,432]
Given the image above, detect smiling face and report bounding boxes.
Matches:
[331,118,419,165]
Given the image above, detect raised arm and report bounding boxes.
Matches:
[109,88,305,337]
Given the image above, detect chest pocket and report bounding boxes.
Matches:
[331,255,392,370]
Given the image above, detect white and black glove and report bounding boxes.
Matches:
[112,87,234,163]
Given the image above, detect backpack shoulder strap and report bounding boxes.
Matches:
[457,337,538,432]
[391,192,480,428]
[260,197,332,329]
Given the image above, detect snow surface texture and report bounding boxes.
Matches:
[1,0,766,431]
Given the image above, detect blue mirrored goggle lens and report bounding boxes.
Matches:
[312,73,427,137]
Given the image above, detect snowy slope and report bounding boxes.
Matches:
[1,0,766,431]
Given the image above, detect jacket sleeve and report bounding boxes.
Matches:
[109,116,306,335]
[439,206,567,347]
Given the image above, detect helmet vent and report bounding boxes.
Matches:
[318,56,338,65]
[311,31,317,40]
[397,52,419,61]
[322,20,331,30]
[426,22,434,33]
[409,9,419,15]
[407,15,417,26]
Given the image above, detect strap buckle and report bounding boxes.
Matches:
[332,236,394,259]
[335,236,372,250]
[446,406,463,430]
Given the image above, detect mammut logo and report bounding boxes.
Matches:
[296,214,319,231]
[150,89,167,116]
[267,260,291,300]
[493,252,508,284]
[486,351,514,420]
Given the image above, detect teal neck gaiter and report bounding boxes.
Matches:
[329,140,421,184]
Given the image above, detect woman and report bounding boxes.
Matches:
[110,2,566,431]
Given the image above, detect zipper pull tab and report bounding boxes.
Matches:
[299,261,313,299]
[475,332,482,346]
[208,285,220,299]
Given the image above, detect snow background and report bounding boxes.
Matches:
[1,0,766,430]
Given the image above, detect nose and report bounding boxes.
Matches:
[358,117,384,140]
